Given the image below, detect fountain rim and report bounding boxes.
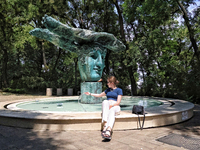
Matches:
[0,96,194,131]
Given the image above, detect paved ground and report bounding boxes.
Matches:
[0,93,200,150]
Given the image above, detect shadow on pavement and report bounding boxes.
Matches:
[167,104,200,136]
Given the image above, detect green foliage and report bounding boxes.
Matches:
[20,76,46,89]
[122,0,200,103]
[2,88,26,94]
[0,0,199,103]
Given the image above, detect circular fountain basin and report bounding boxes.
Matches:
[0,96,194,131]
[7,97,163,112]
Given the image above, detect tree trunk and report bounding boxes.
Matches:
[0,16,9,88]
[145,71,152,96]
[141,68,146,95]
[105,50,110,75]
[104,0,108,32]
[52,48,62,72]
[42,42,48,71]
[36,40,43,77]
[176,0,199,63]
[0,60,2,89]
[0,73,2,89]
[113,0,138,96]
[74,57,78,95]
[113,0,126,43]
[128,66,137,96]
[2,49,9,88]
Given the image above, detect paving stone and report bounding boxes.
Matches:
[57,144,79,150]
[154,144,186,150]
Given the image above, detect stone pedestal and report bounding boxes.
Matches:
[81,82,102,104]
[68,88,73,96]
[46,88,52,96]
[57,88,62,96]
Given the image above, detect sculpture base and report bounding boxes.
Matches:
[81,82,102,104]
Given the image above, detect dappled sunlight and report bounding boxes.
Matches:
[167,105,200,136]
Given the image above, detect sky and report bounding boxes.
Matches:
[188,0,200,12]
[177,1,200,24]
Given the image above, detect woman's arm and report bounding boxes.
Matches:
[109,95,122,109]
[84,92,106,97]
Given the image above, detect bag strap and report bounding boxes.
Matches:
[137,113,145,130]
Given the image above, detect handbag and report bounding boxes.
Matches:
[132,105,145,130]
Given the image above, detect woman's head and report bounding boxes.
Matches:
[78,46,106,82]
[107,76,119,87]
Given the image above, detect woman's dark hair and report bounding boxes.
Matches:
[107,76,119,85]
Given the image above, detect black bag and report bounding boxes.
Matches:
[132,105,145,130]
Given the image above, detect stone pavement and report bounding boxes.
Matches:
[0,104,199,150]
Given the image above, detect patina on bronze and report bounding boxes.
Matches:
[30,15,125,103]
[30,15,125,82]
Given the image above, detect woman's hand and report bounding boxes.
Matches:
[109,104,114,109]
[84,92,91,95]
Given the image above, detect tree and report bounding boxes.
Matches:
[0,0,30,88]
[176,0,199,63]
[122,0,199,100]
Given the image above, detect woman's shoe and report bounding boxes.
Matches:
[101,126,107,137]
[103,130,112,140]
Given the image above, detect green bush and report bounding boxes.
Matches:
[2,88,26,94]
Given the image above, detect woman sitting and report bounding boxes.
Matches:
[85,76,123,140]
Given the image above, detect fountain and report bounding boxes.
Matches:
[1,96,194,130]
[0,15,194,131]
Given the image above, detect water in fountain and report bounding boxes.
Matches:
[78,93,87,112]
[14,97,163,112]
